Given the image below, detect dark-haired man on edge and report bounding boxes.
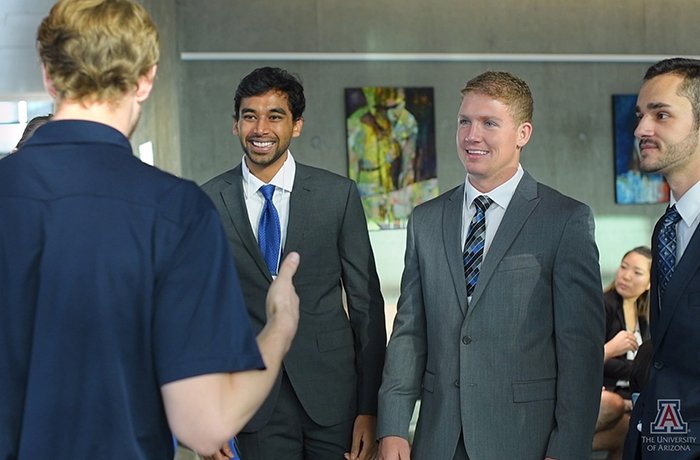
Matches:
[623,57,700,459]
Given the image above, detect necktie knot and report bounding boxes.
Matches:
[662,205,681,227]
[260,184,275,201]
[473,195,493,213]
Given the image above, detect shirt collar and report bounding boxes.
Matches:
[464,164,524,210]
[23,119,130,152]
[242,150,296,198]
[671,180,700,227]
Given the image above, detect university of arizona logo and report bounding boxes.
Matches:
[650,399,688,434]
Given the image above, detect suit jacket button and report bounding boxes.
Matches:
[462,336,472,345]
[654,361,663,369]
[454,380,460,387]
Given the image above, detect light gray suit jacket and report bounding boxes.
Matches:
[378,172,605,460]
[202,162,386,431]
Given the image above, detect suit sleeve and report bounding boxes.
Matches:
[338,181,387,416]
[547,204,605,459]
[376,211,427,439]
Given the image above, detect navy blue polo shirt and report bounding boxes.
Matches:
[0,120,264,459]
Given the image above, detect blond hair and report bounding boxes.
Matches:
[37,0,159,105]
[461,71,534,126]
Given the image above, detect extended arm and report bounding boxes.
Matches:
[161,252,300,456]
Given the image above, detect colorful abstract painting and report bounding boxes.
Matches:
[345,87,438,229]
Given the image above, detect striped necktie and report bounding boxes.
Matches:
[464,195,493,297]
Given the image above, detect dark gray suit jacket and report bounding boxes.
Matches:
[202,161,386,431]
[378,172,605,460]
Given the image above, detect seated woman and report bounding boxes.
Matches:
[593,246,652,460]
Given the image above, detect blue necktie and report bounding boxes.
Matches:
[464,195,493,297]
[258,184,281,276]
[657,205,681,295]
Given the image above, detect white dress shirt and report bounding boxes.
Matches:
[462,165,524,302]
[462,165,524,257]
[241,151,296,273]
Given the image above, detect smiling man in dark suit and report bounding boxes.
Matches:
[198,67,386,460]
[377,71,605,460]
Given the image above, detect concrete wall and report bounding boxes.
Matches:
[172,0,700,298]
[0,0,53,98]
[5,0,699,301]
[132,0,182,175]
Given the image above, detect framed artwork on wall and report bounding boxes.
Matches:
[345,86,438,229]
[612,94,669,205]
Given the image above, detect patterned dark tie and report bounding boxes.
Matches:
[464,195,493,297]
[657,205,681,295]
[258,184,281,276]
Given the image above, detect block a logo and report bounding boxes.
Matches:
[650,399,688,434]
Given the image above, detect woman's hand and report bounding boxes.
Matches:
[604,330,639,361]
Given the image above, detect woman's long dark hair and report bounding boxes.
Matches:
[604,246,652,321]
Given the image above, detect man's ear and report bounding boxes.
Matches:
[135,65,158,102]
[291,117,304,138]
[516,121,533,148]
[41,64,57,98]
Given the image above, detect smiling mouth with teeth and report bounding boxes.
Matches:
[467,149,488,156]
[251,140,274,149]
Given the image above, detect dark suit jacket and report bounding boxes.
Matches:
[201,161,386,431]
[623,212,700,459]
[603,290,650,395]
[378,172,605,460]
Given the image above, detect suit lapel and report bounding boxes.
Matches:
[219,165,271,280]
[467,172,539,316]
[285,163,310,257]
[443,185,468,315]
[654,221,700,342]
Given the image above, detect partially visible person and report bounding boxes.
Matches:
[0,1,299,459]
[623,57,700,459]
[603,246,652,397]
[593,247,652,460]
[377,71,604,460]
[12,114,52,152]
[199,66,386,460]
